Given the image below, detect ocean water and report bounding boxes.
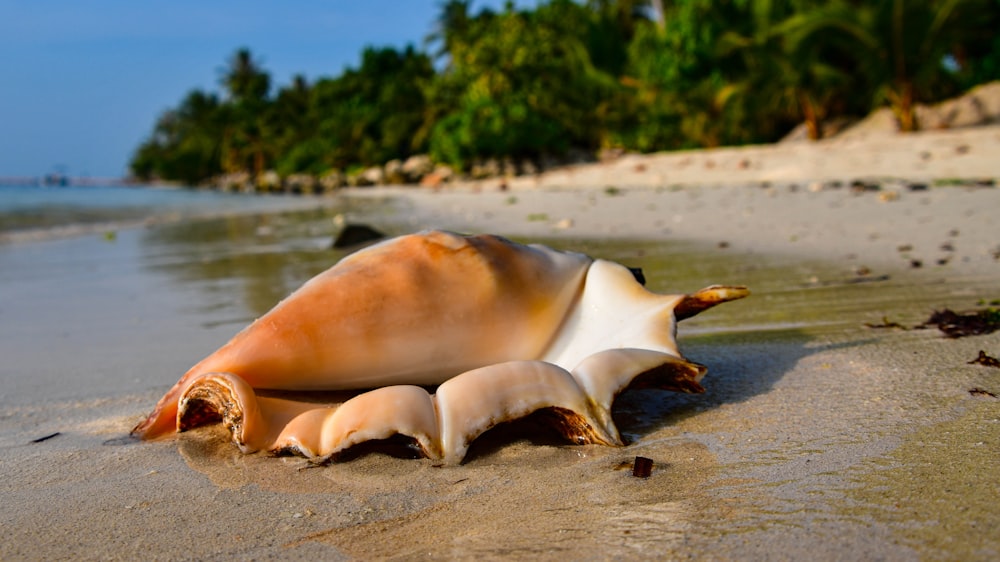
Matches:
[0,183,322,242]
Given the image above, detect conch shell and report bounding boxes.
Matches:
[132,231,748,464]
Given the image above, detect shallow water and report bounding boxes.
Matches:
[137,211,999,341]
[0,183,331,243]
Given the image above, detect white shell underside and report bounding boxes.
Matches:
[136,231,748,465]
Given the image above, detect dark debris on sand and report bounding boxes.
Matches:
[968,350,1000,368]
[918,308,1000,338]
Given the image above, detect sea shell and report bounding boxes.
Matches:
[132,230,748,464]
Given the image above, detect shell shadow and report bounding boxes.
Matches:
[613,328,875,442]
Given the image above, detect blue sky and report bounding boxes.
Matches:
[0,1,531,178]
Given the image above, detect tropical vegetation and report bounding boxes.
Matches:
[130,0,1000,188]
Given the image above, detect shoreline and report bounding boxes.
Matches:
[5,123,999,253]
[0,189,335,245]
[336,181,1000,275]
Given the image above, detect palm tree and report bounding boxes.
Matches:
[780,0,991,132]
[716,1,855,141]
[221,48,270,103]
[130,89,225,184]
[426,0,476,64]
[864,0,988,131]
[586,0,650,39]
[219,48,273,176]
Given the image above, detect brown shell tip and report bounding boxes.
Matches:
[675,285,750,321]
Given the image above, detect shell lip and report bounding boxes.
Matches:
[176,373,260,453]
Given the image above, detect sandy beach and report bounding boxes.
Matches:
[2,126,999,560]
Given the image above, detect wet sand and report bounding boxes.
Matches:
[2,131,999,560]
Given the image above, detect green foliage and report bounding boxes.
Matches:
[773,0,998,132]
[131,90,225,185]
[427,2,621,168]
[130,0,1000,185]
[309,45,434,169]
[954,0,1000,87]
[274,138,334,177]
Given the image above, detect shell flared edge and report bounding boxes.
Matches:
[174,350,708,465]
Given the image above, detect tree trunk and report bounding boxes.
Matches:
[888,0,917,132]
[890,82,918,132]
[799,92,822,141]
[253,142,265,177]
